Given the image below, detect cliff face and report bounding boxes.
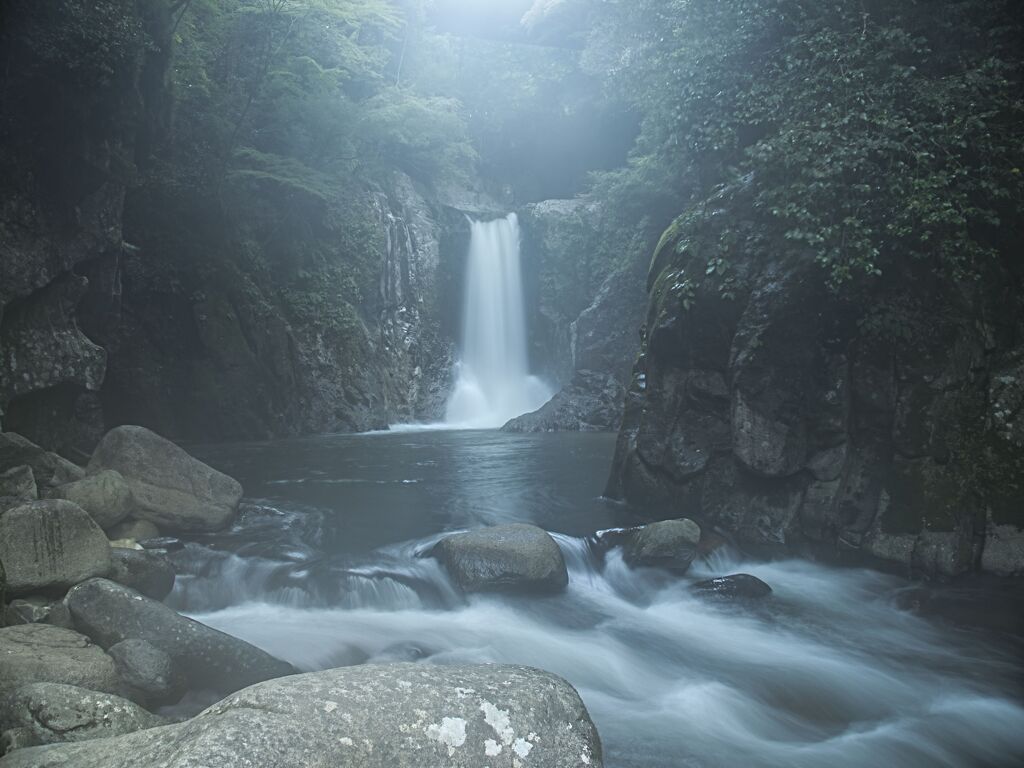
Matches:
[507,199,650,432]
[607,218,1024,578]
[100,171,457,440]
[0,1,463,447]
[0,0,167,457]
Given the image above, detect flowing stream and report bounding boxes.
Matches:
[445,214,551,428]
[176,431,1024,768]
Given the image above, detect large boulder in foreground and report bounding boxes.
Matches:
[0,500,111,596]
[86,426,241,533]
[45,470,133,530]
[0,664,603,768]
[64,578,293,694]
[0,683,164,752]
[0,625,119,694]
[434,524,569,594]
[623,519,702,573]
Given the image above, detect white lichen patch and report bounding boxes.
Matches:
[479,701,514,745]
[513,738,534,758]
[485,739,502,756]
[426,717,467,756]
[581,747,591,765]
[338,737,353,747]
[323,700,338,713]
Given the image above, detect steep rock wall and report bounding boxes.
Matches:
[607,222,1024,578]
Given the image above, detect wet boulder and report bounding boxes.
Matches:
[692,574,773,599]
[0,664,603,768]
[0,624,119,693]
[0,466,36,501]
[0,683,164,751]
[64,578,294,694]
[86,426,242,534]
[107,548,175,601]
[45,470,133,530]
[434,524,569,594]
[0,500,111,596]
[108,639,185,708]
[623,518,702,573]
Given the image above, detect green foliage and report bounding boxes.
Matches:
[584,0,1024,289]
[8,0,149,83]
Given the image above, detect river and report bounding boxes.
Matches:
[170,429,1024,768]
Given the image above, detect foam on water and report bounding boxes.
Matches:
[178,535,1024,768]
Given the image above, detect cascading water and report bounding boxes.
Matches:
[445,213,552,428]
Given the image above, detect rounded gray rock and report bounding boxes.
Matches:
[46,470,133,530]
[623,518,702,573]
[108,639,184,707]
[107,548,175,601]
[0,683,164,749]
[0,664,603,768]
[0,624,119,694]
[86,425,242,534]
[0,500,112,596]
[435,524,569,594]
[64,578,293,694]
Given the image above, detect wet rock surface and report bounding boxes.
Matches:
[64,579,294,694]
[45,471,133,531]
[0,500,111,596]
[692,574,773,599]
[0,683,164,750]
[434,524,569,594]
[0,625,119,695]
[623,519,702,573]
[86,426,242,534]
[106,549,175,602]
[502,370,624,433]
[607,224,1024,577]
[0,664,602,768]
[108,640,184,708]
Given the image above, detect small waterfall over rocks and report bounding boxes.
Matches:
[445,213,551,428]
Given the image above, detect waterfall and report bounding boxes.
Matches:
[445,213,552,428]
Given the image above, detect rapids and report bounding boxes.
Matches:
[173,431,1024,768]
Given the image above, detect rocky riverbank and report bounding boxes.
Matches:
[0,425,604,766]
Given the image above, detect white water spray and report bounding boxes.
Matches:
[445,213,551,428]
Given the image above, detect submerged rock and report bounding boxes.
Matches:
[46,470,133,530]
[86,426,242,534]
[692,574,773,599]
[64,578,294,694]
[108,639,184,708]
[0,664,603,768]
[0,683,164,751]
[0,625,119,694]
[623,519,702,573]
[107,548,175,601]
[434,524,569,594]
[0,500,111,596]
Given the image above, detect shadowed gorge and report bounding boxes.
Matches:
[0,1,1022,766]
